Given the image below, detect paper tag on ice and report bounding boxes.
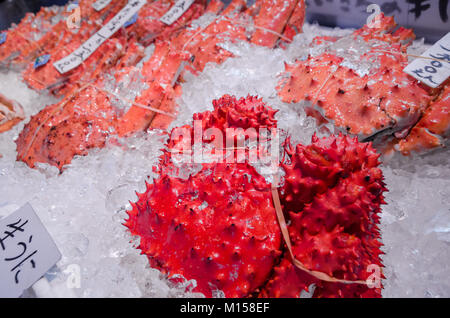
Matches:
[92,0,112,11]
[124,13,138,28]
[160,0,194,25]
[0,203,61,298]
[0,33,6,45]
[34,54,51,69]
[404,32,450,88]
[53,0,146,74]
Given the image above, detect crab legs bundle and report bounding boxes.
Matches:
[14,0,307,170]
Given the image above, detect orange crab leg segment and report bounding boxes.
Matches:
[282,0,306,42]
[250,0,299,48]
[205,0,225,14]
[0,93,25,133]
[116,43,187,136]
[398,84,450,154]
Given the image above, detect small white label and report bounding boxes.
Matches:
[404,32,450,88]
[0,203,61,298]
[160,0,194,25]
[92,0,112,12]
[53,0,147,74]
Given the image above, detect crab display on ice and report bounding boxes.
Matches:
[0,0,448,300]
[125,95,386,298]
[277,13,450,156]
[15,0,307,171]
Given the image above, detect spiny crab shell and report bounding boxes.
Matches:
[261,134,386,298]
[125,162,282,298]
[125,95,387,298]
[277,13,449,156]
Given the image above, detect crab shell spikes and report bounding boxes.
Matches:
[125,162,282,298]
[126,96,387,298]
[261,134,386,298]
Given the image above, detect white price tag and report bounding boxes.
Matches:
[0,203,61,298]
[404,32,450,88]
[53,0,147,74]
[160,0,194,25]
[92,0,112,12]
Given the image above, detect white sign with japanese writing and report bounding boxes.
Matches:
[92,0,113,12]
[0,203,61,298]
[160,0,194,25]
[53,0,147,74]
[404,32,450,88]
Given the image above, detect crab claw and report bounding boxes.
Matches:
[0,93,24,133]
[397,84,450,154]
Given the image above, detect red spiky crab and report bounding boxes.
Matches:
[125,95,387,298]
[277,13,449,156]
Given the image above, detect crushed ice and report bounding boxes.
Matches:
[0,23,448,298]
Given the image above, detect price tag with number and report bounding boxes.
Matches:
[0,203,61,298]
[404,32,450,88]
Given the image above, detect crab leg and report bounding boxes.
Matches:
[250,0,300,48]
[116,42,188,136]
[281,0,306,43]
[0,93,25,133]
[22,35,128,96]
[397,83,450,154]
[205,0,225,14]
[21,0,206,96]
[169,0,250,75]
